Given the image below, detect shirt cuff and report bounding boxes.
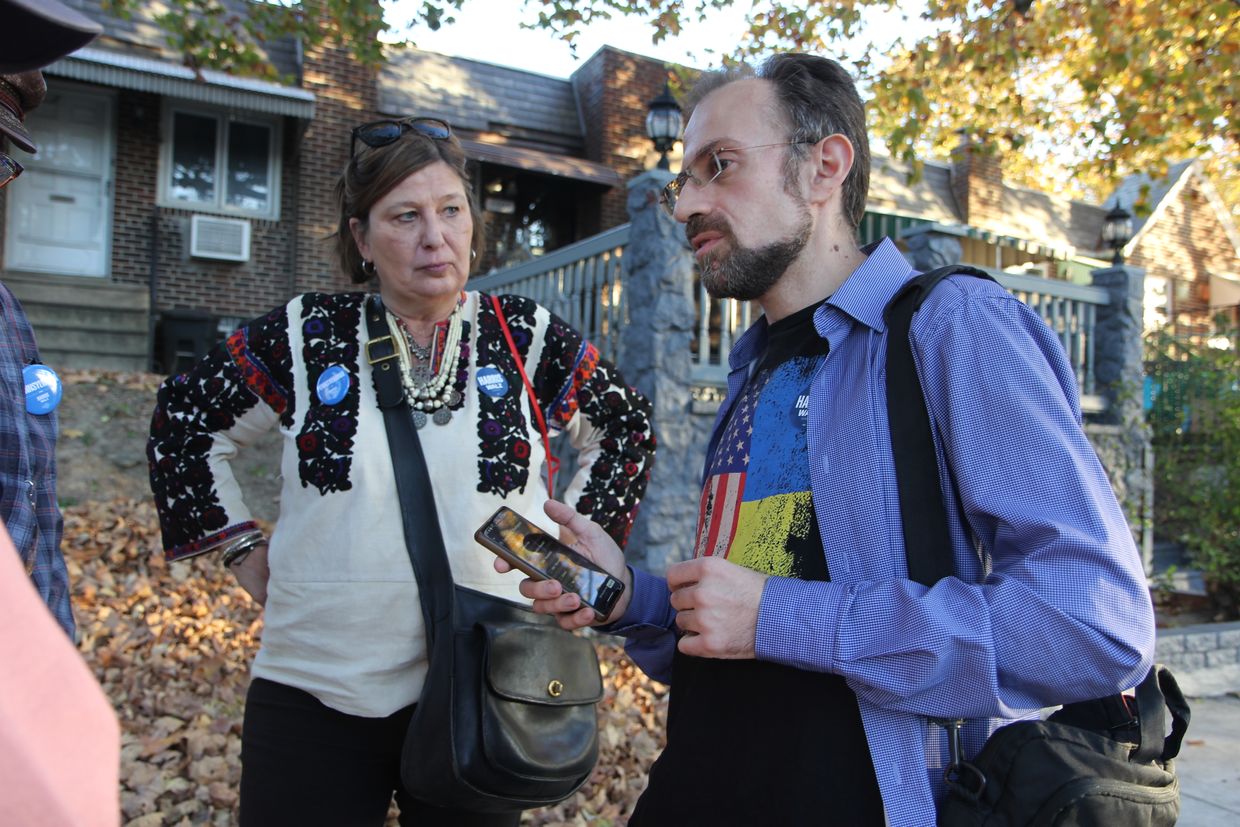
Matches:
[755,576,848,673]
[165,522,262,563]
[598,566,674,639]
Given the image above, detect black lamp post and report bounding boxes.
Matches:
[1102,200,1133,266]
[645,81,682,171]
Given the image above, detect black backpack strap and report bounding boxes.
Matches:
[882,265,994,586]
[1151,665,1190,762]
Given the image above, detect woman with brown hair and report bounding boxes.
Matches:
[147,116,656,826]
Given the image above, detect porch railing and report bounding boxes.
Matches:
[471,223,1109,412]
[994,269,1108,412]
[471,225,629,360]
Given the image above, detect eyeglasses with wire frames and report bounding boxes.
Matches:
[350,117,452,158]
[1,153,24,189]
[659,140,817,216]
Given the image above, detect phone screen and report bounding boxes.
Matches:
[476,507,624,619]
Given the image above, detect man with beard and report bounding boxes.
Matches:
[499,53,1154,826]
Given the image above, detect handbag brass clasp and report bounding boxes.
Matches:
[547,679,564,697]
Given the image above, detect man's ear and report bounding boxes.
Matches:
[806,134,854,207]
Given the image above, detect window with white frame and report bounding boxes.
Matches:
[161,106,281,218]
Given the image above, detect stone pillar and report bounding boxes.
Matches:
[620,170,699,574]
[899,223,965,271]
[1090,264,1154,571]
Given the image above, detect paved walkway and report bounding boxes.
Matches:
[1176,694,1240,825]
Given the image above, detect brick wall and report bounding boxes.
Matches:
[110,90,159,291]
[1129,175,1240,333]
[112,91,295,323]
[294,41,378,296]
[577,48,671,231]
[950,136,1005,233]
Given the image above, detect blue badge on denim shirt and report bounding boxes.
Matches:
[476,366,509,397]
[317,364,350,405]
[24,364,62,415]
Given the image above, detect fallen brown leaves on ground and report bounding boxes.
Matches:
[66,498,668,827]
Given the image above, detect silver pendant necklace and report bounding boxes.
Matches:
[387,300,465,429]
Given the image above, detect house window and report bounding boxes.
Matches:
[162,107,280,218]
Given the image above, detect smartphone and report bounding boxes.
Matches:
[475,505,626,621]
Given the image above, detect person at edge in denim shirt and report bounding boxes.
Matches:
[496,54,1155,827]
[1,0,102,641]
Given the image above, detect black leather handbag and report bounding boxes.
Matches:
[365,297,603,813]
[884,267,1190,826]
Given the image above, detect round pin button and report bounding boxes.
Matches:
[476,366,509,398]
[316,364,350,405]
[23,364,62,415]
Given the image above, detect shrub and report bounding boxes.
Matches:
[1146,321,1240,618]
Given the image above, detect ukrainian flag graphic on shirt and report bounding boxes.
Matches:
[694,353,820,577]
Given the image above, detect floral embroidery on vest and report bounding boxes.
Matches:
[148,305,292,550]
[475,295,535,496]
[295,295,363,494]
[226,308,292,421]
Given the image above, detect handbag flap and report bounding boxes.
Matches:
[483,621,603,706]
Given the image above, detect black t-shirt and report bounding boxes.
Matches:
[630,301,885,826]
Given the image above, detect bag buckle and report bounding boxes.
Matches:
[366,335,398,365]
[935,717,987,801]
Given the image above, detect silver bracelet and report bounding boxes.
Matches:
[221,534,266,568]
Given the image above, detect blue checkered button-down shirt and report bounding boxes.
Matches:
[612,239,1154,826]
[1,282,73,639]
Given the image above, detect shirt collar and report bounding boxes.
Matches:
[825,237,916,334]
[728,236,916,369]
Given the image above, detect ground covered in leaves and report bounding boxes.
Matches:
[66,500,669,826]
[53,370,668,825]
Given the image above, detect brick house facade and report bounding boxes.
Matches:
[573,47,676,230]
[2,1,1235,372]
[1120,166,1240,334]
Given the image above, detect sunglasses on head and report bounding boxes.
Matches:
[1,153,24,189]
[350,117,452,158]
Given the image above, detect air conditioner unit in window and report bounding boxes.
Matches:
[190,214,251,262]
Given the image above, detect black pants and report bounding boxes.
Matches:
[240,677,522,827]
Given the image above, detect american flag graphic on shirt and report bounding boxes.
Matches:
[693,351,821,575]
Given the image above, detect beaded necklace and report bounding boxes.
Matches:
[386,299,464,428]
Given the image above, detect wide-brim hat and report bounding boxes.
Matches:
[0,71,45,154]
[0,0,103,74]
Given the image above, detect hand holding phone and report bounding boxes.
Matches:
[476,506,626,621]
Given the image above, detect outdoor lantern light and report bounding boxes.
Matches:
[645,80,682,171]
[1102,200,1133,266]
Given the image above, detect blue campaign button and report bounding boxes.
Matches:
[476,366,509,398]
[316,364,350,405]
[23,364,62,415]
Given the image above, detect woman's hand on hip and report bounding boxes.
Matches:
[492,499,631,629]
[229,543,270,607]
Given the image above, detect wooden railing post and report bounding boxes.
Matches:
[620,170,699,573]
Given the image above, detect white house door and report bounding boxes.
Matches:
[3,87,113,277]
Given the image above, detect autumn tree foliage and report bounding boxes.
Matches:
[101,0,1237,214]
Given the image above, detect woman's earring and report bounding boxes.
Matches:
[362,259,376,276]
[470,250,477,261]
